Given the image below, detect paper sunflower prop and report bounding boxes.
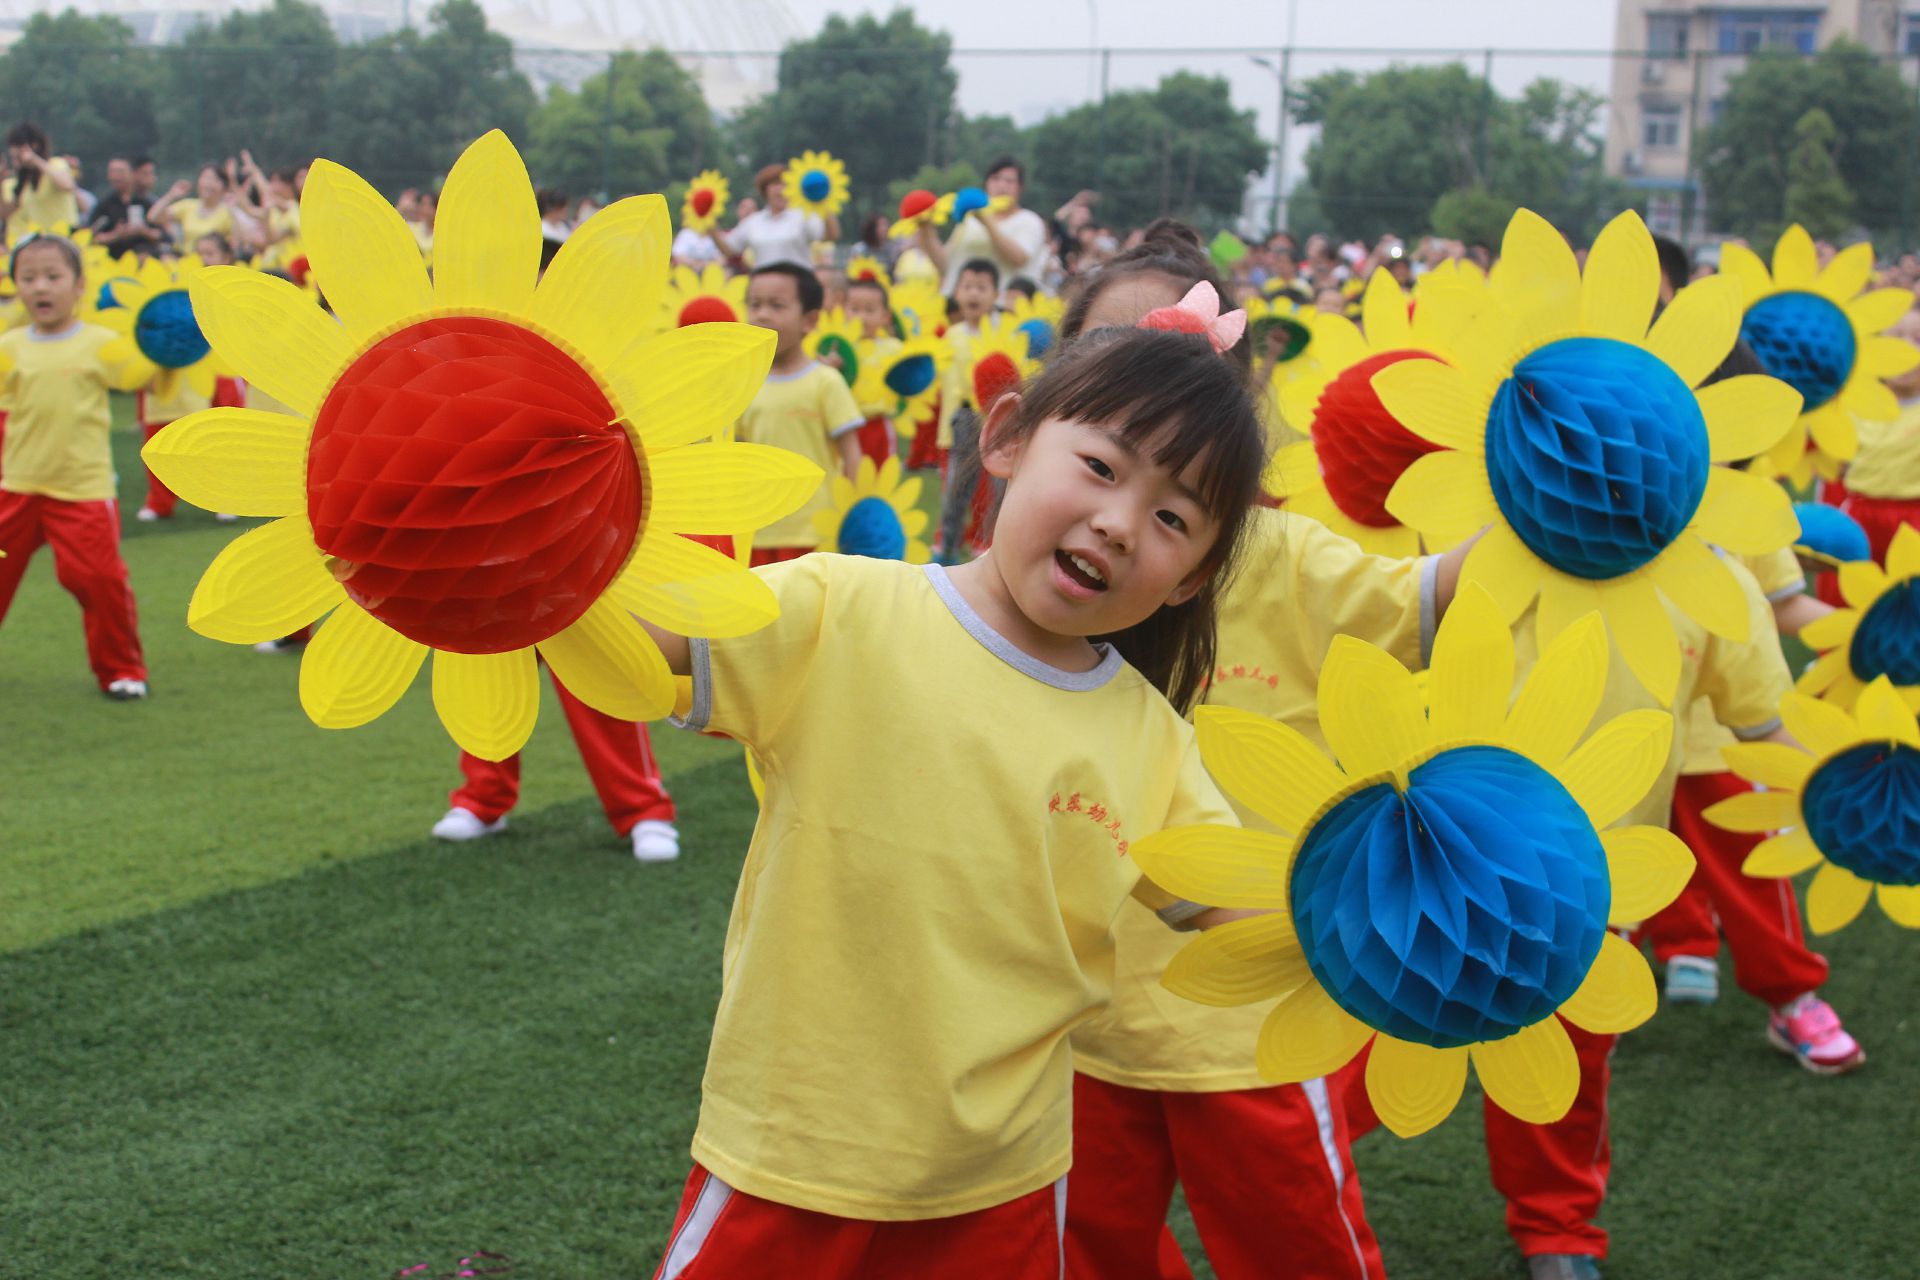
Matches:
[1791,501,1871,568]
[963,313,1038,412]
[891,281,948,340]
[1133,588,1690,1137]
[804,307,869,390]
[846,254,891,289]
[811,456,931,562]
[1246,293,1316,368]
[1005,292,1063,360]
[889,189,952,239]
[858,333,951,435]
[98,255,229,399]
[1268,270,1477,557]
[681,170,730,233]
[1709,676,1920,932]
[1720,226,1918,485]
[661,263,748,328]
[1797,524,1920,711]
[142,131,820,761]
[782,150,850,219]
[1378,209,1803,705]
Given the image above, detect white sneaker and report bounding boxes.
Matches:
[431,806,507,841]
[135,507,160,522]
[214,512,239,523]
[253,636,305,653]
[105,678,148,700]
[630,819,681,863]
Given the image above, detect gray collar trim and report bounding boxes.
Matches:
[922,563,1123,691]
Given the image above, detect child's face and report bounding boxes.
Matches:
[954,269,996,321]
[12,244,81,329]
[197,168,224,201]
[845,286,890,336]
[746,273,814,357]
[195,235,230,266]
[981,408,1217,641]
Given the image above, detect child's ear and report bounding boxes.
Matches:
[1164,562,1216,609]
[978,393,1025,480]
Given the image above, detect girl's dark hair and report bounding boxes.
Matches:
[268,166,298,185]
[7,121,51,192]
[10,233,83,280]
[859,213,887,248]
[199,163,228,189]
[1060,218,1249,371]
[987,326,1266,712]
[846,276,889,307]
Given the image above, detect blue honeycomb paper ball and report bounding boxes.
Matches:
[837,495,907,560]
[884,353,936,398]
[1848,580,1920,685]
[96,277,135,312]
[1793,502,1871,566]
[1740,291,1856,412]
[953,186,989,218]
[1017,317,1054,358]
[133,289,211,369]
[800,169,832,204]
[1290,745,1611,1049]
[1486,336,1709,580]
[1802,741,1920,886]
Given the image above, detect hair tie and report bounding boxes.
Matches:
[1136,282,1247,354]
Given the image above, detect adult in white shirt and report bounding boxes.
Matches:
[712,163,839,268]
[919,156,1051,296]
[671,226,722,268]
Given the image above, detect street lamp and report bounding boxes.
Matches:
[1250,55,1289,235]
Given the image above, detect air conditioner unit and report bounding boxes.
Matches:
[1641,60,1666,84]
[1623,149,1645,175]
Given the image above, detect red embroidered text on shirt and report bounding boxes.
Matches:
[1049,791,1130,856]
[1204,662,1281,691]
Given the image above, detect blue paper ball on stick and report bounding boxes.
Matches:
[837,496,908,560]
[1485,336,1708,581]
[953,186,989,218]
[1849,580,1920,686]
[1792,502,1870,566]
[1802,741,1920,886]
[1740,291,1856,412]
[1289,745,1611,1049]
[1017,317,1054,359]
[800,168,832,204]
[133,290,211,370]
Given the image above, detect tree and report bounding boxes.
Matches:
[1430,186,1518,247]
[1781,108,1854,242]
[156,0,338,174]
[527,50,715,199]
[1024,72,1268,231]
[1699,40,1913,241]
[0,11,160,173]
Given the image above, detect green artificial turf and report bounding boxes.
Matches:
[3,415,1914,1277]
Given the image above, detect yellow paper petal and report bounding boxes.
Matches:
[1770,225,1817,288]
[430,647,540,762]
[645,443,824,535]
[1504,612,1608,767]
[1128,825,1295,909]
[1558,933,1657,1034]
[1384,448,1496,548]
[1875,883,1920,928]
[1162,912,1310,1008]
[187,514,344,644]
[188,267,353,417]
[1841,376,1899,424]
[1797,609,1857,653]
[531,194,671,375]
[1645,275,1743,388]
[433,129,539,315]
[1816,241,1874,303]
[300,158,433,337]
[1698,376,1802,462]
[1556,708,1673,828]
[297,602,426,728]
[1602,826,1695,923]
[1689,466,1799,555]
[1535,577,1601,657]
[1651,537,1751,641]
[1846,286,1916,336]
[1267,438,1323,499]
[1370,359,1486,451]
[1805,401,1859,461]
[1702,786,1800,833]
[1805,861,1874,934]
[1461,523,1544,622]
[1578,211,1659,343]
[1499,208,1581,322]
[535,596,675,722]
[1717,242,1772,305]
[1193,705,1348,834]
[1862,334,1920,378]
[1839,559,1890,610]
[1600,574,1681,707]
[1360,269,1413,349]
[1428,583,1514,743]
[1319,635,1427,778]
[1471,1016,1579,1125]
[603,534,777,640]
[1254,984,1374,1084]
[1796,646,1851,699]
[141,407,309,516]
[1887,524,1920,582]
[1854,676,1920,744]
[1780,691,1863,758]
[1743,829,1824,877]
[1718,741,1815,791]
[609,323,776,452]
[1365,1036,1470,1139]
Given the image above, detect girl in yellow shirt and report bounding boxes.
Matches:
[1,122,80,237]
[157,165,236,254]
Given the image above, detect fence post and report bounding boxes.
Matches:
[1094,47,1110,191]
[1477,47,1495,188]
[598,50,616,203]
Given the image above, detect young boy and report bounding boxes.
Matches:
[135,233,242,523]
[735,262,864,566]
[844,277,902,466]
[935,258,999,562]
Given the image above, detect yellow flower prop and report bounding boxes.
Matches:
[1416,258,1488,297]
[846,254,891,289]
[890,281,947,340]
[661,263,748,329]
[1378,209,1803,706]
[681,170,730,233]
[857,333,951,436]
[1797,524,1920,711]
[142,130,821,761]
[1246,293,1316,372]
[1133,587,1691,1137]
[783,150,850,219]
[963,313,1038,412]
[1719,226,1919,486]
[804,307,871,391]
[1267,270,1478,557]
[811,455,932,563]
[1709,676,1920,932]
[889,189,954,239]
[97,255,231,399]
[1004,291,1063,360]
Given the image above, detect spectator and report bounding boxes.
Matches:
[1,122,80,236]
[712,164,836,269]
[919,156,1051,297]
[87,156,163,260]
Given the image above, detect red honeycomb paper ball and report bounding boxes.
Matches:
[1311,349,1443,528]
[306,316,643,653]
[678,295,738,327]
[899,189,936,219]
[690,187,716,217]
[972,351,1023,409]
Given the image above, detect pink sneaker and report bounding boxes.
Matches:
[1767,995,1865,1075]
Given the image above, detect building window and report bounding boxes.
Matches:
[1643,104,1683,149]
[1648,12,1690,57]
[1716,9,1821,54]
[1904,12,1920,55]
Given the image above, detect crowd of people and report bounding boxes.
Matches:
[6,113,1920,1280]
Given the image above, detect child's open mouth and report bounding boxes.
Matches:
[1055,549,1108,592]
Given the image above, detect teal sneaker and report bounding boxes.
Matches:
[1528,1255,1601,1280]
[1664,955,1719,1004]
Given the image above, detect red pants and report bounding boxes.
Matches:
[1840,491,1920,564]
[0,491,147,688]
[653,1163,1065,1280]
[141,378,244,516]
[1640,771,1828,1008]
[449,671,672,835]
[856,415,895,467]
[1067,1073,1383,1279]
[749,546,809,568]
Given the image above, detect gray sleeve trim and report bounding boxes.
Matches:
[829,416,867,438]
[669,637,715,733]
[1156,899,1212,931]
[1418,555,1440,668]
[1766,582,1806,603]
[1731,717,1783,742]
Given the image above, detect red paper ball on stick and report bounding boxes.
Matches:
[678,296,739,327]
[306,316,643,654]
[690,187,716,217]
[899,189,937,220]
[1312,350,1444,528]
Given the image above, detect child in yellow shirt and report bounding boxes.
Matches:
[843,276,902,466]
[934,259,999,562]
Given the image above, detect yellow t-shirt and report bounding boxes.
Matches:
[0,323,123,501]
[171,199,234,250]
[735,360,864,549]
[1844,398,1920,499]
[681,555,1234,1219]
[259,204,301,267]
[1678,548,1804,773]
[1074,509,1434,1092]
[3,158,79,236]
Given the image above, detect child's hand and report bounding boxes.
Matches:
[820,351,844,371]
[167,178,191,199]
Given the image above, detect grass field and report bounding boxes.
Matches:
[3,415,1914,1278]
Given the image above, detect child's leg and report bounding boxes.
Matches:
[856,415,894,466]
[42,498,146,686]
[1482,1023,1616,1262]
[448,751,520,824]
[0,490,51,622]
[1168,1079,1385,1280]
[141,419,178,518]
[1639,876,1719,967]
[1064,1073,1184,1279]
[867,1177,1065,1279]
[550,672,674,835]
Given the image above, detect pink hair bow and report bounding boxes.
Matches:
[1137,282,1247,354]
